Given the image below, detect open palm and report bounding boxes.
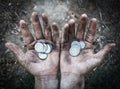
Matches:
[6,12,60,76]
[60,14,115,89]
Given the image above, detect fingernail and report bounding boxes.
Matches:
[69,19,75,25]
[81,13,87,18]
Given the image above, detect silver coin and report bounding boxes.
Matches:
[34,43,44,52]
[79,41,85,49]
[45,44,52,53]
[71,41,79,46]
[37,39,46,43]
[42,43,48,52]
[69,45,81,57]
[38,52,48,59]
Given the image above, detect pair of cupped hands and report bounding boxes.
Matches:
[6,12,115,89]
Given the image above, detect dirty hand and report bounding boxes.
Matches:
[5,12,60,89]
[60,14,115,89]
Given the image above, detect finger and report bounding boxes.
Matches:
[68,19,75,42]
[20,20,34,46]
[27,41,36,50]
[76,14,87,40]
[85,18,97,48]
[81,43,115,74]
[5,42,25,64]
[96,43,116,58]
[32,12,44,40]
[42,13,52,41]
[52,23,59,43]
[62,23,69,43]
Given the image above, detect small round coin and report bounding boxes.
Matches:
[42,43,48,52]
[37,39,46,43]
[38,52,48,59]
[71,41,79,46]
[34,43,44,52]
[69,45,81,57]
[79,41,85,49]
[45,44,52,54]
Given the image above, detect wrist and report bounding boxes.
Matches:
[34,75,58,89]
[60,73,85,89]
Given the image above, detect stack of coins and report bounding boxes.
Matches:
[69,41,85,57]
[34,40,52,60]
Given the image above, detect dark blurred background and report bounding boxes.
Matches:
[0,0,120,89]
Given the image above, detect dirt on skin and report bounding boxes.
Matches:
[0,0,120,89]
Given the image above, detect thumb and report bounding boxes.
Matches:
[96,43,116,58]
[5,42,25,61]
